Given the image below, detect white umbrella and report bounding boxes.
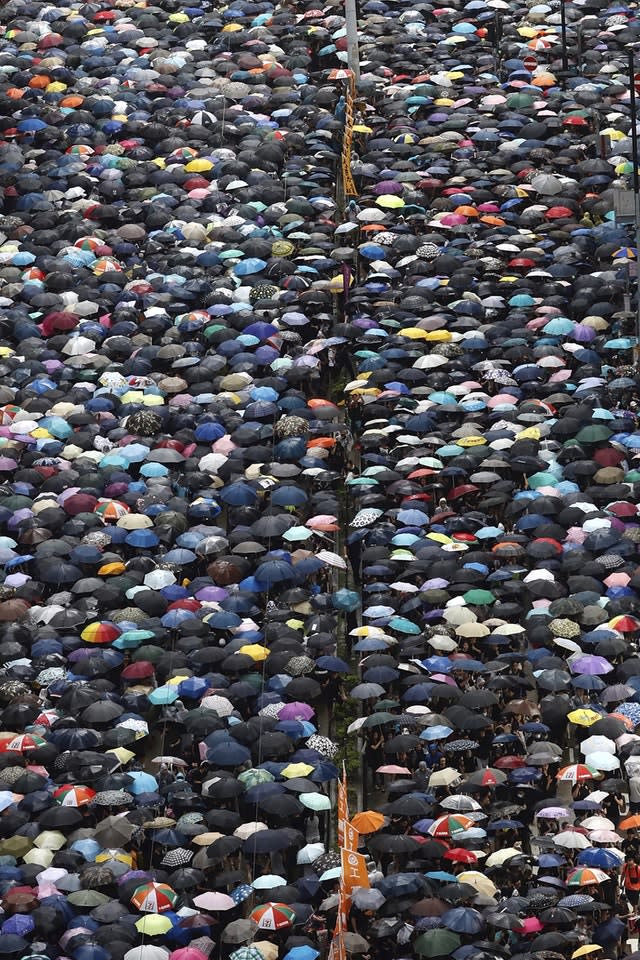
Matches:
[584,751,620,771]
[234,822,268,840]
[297,843,325,865]
[580,816,615,831]
[588,829,623,844]
[554,830,592,849]
[580,736,616,755]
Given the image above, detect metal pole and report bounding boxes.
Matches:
[560,0,568,87]
[345,0,360,82]
[628,47,640,349]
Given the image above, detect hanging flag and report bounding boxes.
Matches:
[341,848,371,894]
[337,762,349,849]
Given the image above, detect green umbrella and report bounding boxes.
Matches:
[462,589,495,605]
[361,712,397,728]
[68,890,112,908]
[238,768,275,788]
[300,792,332,811]
[133,645,165,663]
[528,472,559,489]
[575,424,612,444]
[506,93,535,108]
[414,930,461,957]
[0,836,33,857]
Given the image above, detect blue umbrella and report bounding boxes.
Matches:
[127,771,159,795]
[125,530,159,548]
[441,909,484,935]
[315,656,350,673]
[207,741,251,766]
[271,486,308,506]
[219,483,258,506]
[161,609,196,628]
[254,559,296,584]
[233,258,267,276]
[577,848,622,868]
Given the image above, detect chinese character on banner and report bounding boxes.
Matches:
[341,848,370,894]
[337,763,349,849]
[343,821,359,854]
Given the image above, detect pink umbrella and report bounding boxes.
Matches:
[439,214,467,225]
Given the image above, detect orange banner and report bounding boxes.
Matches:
[341,848,370,894]
[343,820,359,853]
[329,896,347,960]
[337,763,349,849]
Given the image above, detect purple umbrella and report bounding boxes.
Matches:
[570,656,614,676]
[278,702,315,722]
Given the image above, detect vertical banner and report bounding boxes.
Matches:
[343,820,359,854]
[341,75,358,197]
[337,762,349,850]
[341,848,370,893]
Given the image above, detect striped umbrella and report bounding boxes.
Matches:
[131,882,178,913]
[249,903,296,930]
[567,867,610,886]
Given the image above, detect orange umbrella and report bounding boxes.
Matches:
[619,815,640,830]
[350,810,386,834]
[308,437,335,449]
[455,205,479,217]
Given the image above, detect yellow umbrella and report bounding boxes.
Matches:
[120,391,164,406]
[329,273,351,292]
[424,330,453,341]
[572,948,602,959]
[185,158,214,172]
[426,532,452,545]
[96,849,133,866]
[135,915,174,936]
[281,763,315,779]
[458,871,497,896]
[239,644,269,662]
[376,195,405,208]
[399,327,429,339]
[106,747,135,765]
[167,675,191,686]
[567,709,601,727]
[457,436,486,447]
[98,562,126,576]
[601,128,626,141]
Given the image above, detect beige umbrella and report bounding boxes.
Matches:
[117,514,154,530]
[485,848,522,868]
[457,871,497,897]
[428,767,462,788]
[456,621,490,637]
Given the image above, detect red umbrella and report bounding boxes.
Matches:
[545,206,574,219]
[448,484,479,500]
[121,661,155,680]
[444,848,478,864]
[494,755,526,770]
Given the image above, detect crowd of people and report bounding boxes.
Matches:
[6,2,640,960]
